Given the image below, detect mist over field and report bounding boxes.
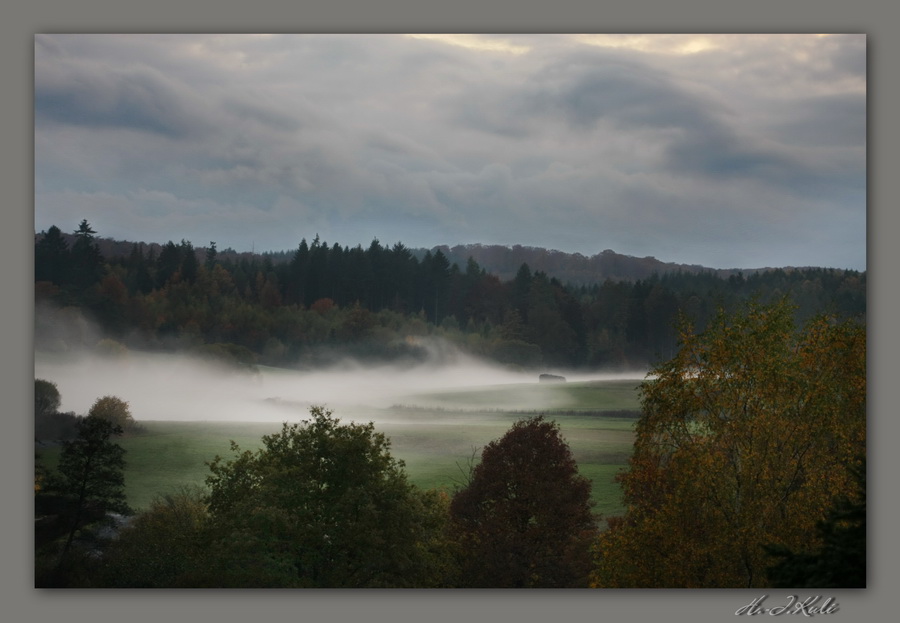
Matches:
[34,344,647,424]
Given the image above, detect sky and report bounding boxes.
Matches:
[34,33,866,271]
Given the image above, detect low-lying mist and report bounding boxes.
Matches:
[34,340,647,425]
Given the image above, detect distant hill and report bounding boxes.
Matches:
[420,244,774,285]
[35,232,824,287]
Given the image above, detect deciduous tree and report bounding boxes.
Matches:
[88,395,135,432]
[449,415,598,587]
[591,301,866,588]
[203,406,456,587]
[35,379,61,420]
[97,485,210,587]
[765,457,866,588]
[34,379,80,441]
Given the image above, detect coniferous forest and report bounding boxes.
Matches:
[35,220,865,371]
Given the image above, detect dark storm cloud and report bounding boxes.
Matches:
[34,34,866,270]
[531,54,714,131]
[767,92,866,149]
[451,49,854,198]
[35,55,212,139]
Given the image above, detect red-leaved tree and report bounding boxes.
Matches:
[449,416,597,587]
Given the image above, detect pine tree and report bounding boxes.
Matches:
[69,220,105,290]
[35,225,71,285]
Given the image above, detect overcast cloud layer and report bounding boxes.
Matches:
[34,34,866,270]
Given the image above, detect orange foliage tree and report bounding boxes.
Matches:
[88,395,136,432]
[591,300,865,588]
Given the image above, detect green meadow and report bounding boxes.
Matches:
[37,378,644,518]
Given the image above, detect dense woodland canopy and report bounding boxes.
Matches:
[35,221,865,370]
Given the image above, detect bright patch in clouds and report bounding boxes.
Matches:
[405,34,531,55]
[575,34,722,55]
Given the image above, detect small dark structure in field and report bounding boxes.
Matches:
[539,374,566,383]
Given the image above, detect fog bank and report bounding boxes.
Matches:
[34,346,646,424]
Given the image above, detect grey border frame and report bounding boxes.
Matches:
[4,1,896,621]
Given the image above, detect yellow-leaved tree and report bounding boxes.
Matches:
[88,395,136,432]
[591,300,865,588]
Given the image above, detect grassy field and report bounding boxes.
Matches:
[36,378,644,518]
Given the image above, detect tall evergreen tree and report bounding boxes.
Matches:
[204,241,218,271]
[69,219,104,290]
[511,262,533,321]
[155,241,183,288]
[126,243,154,294]
[427,249,452,323]
[35,225,71,286]
[179,240,198,284]
[286,239,310,305]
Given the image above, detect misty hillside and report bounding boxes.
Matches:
[35,220,865,372]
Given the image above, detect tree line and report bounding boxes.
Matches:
[34,299,865,588]
[35,395,599,588]
[36,221,865,371]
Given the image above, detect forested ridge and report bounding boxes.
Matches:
[35,220,865,370]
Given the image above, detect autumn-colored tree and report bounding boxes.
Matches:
[449,416,598,587]
[94,274,131,332]
[591,300,866,588]
[339,302,375,340]
[765,456,866,588]
[311,297,336,315]
[88,395,135,432]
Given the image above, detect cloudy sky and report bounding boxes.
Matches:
[34,33,866,270]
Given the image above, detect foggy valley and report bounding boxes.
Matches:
[34,343,647,425]
[31,33,867,591]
